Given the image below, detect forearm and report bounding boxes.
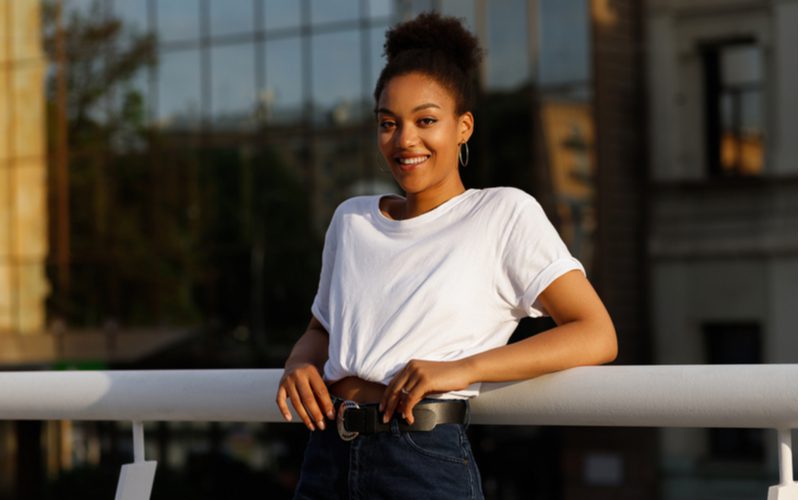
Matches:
[462,319,617,384]
[284,323,329,373]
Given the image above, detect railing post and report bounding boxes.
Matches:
[132,421,145,463]
[767,428,798,500]
[113,421,157,500]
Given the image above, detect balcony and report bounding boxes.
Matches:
[0,364,796,499]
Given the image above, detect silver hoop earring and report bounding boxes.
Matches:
[458,142,469,167]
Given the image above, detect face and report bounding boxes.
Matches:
[376,72,473,197]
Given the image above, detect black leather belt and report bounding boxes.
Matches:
[333,397,468,441]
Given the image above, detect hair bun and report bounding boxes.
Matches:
[384,11,483,76]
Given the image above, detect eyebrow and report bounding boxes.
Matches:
[375,103,442,115]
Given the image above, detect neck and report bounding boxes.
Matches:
[402,177,466,219]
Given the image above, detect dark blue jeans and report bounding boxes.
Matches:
[293,399,484,499]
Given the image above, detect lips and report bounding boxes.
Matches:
[394,154,430,172]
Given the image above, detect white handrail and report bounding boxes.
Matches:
[0,364,794,428]
[0,364,795,500]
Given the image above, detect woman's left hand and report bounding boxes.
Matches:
[380,359,473,424]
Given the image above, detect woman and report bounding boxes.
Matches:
[277,11,617,500]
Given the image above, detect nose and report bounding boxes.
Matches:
[394,123,419,148]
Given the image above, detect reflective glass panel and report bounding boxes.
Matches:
[411,0,435,12]
[108,69,151,155]
[738,91,764,174]
[211,43,257,129]
[740,90,763,134]
[210,0,255,37]
[263,36,303,123]
[312,135,364,223]
[486,0,529,90]
[156,49,202,129]
[539,0,590,86]
[112,0,149,34]
[721,45,762,86]
[369,0,393,19]
[311,30,362,124]
[264,0,301,31]
[720,93,734,130]
[369,25,390,99]
[440,0,476,31]
[156,0,200,43]
[310,0,360,25]
[65,0,99,21]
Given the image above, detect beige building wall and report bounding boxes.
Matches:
[0,0,50,334]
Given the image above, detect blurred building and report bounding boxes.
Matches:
[645,0,798,498]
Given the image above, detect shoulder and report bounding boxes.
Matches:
[329,195,380,221]
[472,186,541,214]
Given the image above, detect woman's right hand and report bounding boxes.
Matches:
[276,361,335,431]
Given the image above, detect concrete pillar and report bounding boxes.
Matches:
[0,0,50,334]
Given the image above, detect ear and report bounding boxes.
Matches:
[458,111,474,144]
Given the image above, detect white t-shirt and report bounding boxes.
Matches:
[311,187,585,399]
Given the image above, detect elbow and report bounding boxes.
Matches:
[585,318,617,365]
[601,323,618,364]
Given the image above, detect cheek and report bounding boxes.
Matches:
[377,131,393,149]
[426,127,458,153]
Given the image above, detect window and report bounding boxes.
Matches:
[701,40,765,176]
[486,0,529,90]
[311,30,362,125]
[211,43,257,129]
[262,36,304,124]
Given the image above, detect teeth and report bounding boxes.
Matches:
[397,156,428,165]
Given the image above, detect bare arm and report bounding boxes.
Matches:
[381,269,617,423]
[276,316,335,431]
[463,269,617,382]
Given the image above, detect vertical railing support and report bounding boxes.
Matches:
[132,421,145,463]
[767,428,797,500]
[113,421,158,500]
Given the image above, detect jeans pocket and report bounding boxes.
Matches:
[401,424,468,464]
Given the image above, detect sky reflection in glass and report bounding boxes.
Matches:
[310,0,360,25]
[311,30,362,121]
[157,0,200,42]
[210,0,256,37]
[211,43,256,126]
[264,0,301,31]
[264,37,303,123]
[157,49,202,128]
[539,0,590,86]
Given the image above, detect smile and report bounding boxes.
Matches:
[394,155,430,169]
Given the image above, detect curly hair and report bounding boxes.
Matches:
[373,11,484,115]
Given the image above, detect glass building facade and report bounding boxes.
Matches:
[2,1,600,497]
[19,0,597,341]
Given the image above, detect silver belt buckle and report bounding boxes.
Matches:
[336,400,360,441]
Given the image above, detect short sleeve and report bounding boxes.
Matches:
[310,208,340,332]
[498,197,586,318]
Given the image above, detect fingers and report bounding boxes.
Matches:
[276,386,292,421]
[401,382,424,425]
[287,384,316,431]
[309,374,336,421]
[276,365,335,431]
[380,371,408,424]
[298,383,327,431]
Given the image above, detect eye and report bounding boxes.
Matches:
[419,117,437,126]
[379,119,396,130]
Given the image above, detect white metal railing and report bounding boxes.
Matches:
[0,365,796,499]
